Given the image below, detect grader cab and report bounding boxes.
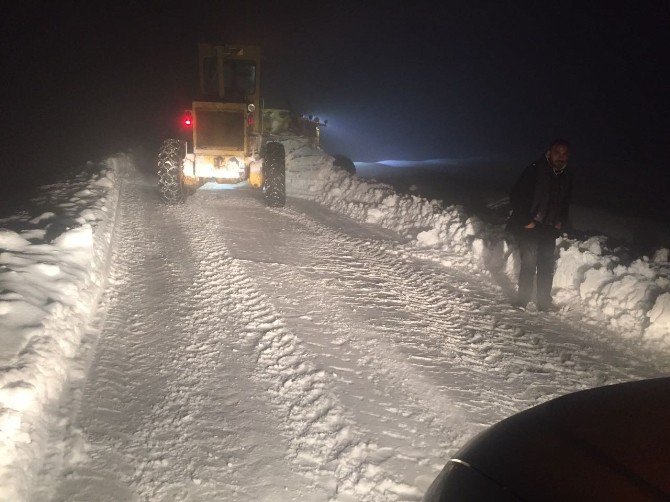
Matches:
[157,43,286,206]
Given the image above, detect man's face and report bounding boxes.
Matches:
[547,144,569,170]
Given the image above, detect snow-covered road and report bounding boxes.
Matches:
[32,170,668,501]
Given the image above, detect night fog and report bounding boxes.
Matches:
[1,1,668,219]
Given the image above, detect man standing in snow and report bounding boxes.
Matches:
[507,139,573,311]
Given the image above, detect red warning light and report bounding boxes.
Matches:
[183,110,193,127]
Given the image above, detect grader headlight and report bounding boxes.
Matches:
[183,153,195,176]
[225,156,244,175]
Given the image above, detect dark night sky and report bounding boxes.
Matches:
[1,1,668,216]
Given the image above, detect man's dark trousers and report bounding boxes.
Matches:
[517,224,559,308]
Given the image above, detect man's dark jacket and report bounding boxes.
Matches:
[507,156,573,232]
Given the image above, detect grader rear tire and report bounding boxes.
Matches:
[157,139,186,204]
[262,142,286,207]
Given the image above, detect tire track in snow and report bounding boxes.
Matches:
[276,203,667,421]
[46,179,298,501]
[96,185,314,501]
[180,197,423,501]
[58,179,205,501]
[45,177,669,501]
[191,191,668,498]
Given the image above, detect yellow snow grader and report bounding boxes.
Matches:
[157,43,287,206]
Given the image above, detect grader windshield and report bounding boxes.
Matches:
[201,58,256,100]
[198,44,259,106]
[222,60,256,100]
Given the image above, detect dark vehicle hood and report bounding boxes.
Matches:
[456,377,670,501]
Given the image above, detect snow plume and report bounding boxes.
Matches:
[0,156,127,500]
[282,140,670,347]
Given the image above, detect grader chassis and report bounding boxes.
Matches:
[157,43,288,207]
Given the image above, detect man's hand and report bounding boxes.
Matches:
[524,221,536,229]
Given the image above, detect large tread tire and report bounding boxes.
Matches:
[157,139,186,204]
[262,142,286,207]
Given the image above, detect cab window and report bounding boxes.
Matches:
[202,56,219,97]
[222,60,256,100]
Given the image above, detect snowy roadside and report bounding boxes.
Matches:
[282,138,670,346]
[0,156,129,500]
[1,143,668,499]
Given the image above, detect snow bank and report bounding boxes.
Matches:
[282,139,670,346]
[1,143,667,498]
[0,156,129,501]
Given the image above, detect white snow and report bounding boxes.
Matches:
[0,230,31,250]
[654,248,669,263]
[646,293,670,339]
[283,140,670,343]
[0,138,668,500]
[0,158,126,500]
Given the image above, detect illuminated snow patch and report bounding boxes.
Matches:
[199,181,250,191]
[53,225,94,250]
[417,228,440,247]
[0,155,123,500]
[0,230,31,250]
[646,293,670,341]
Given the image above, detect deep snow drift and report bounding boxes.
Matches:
[283,140,670,341]
[0,141,668,500]
[355,160,670,250]
[0,160,123,499]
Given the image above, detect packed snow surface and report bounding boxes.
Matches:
[0,141,668,500]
